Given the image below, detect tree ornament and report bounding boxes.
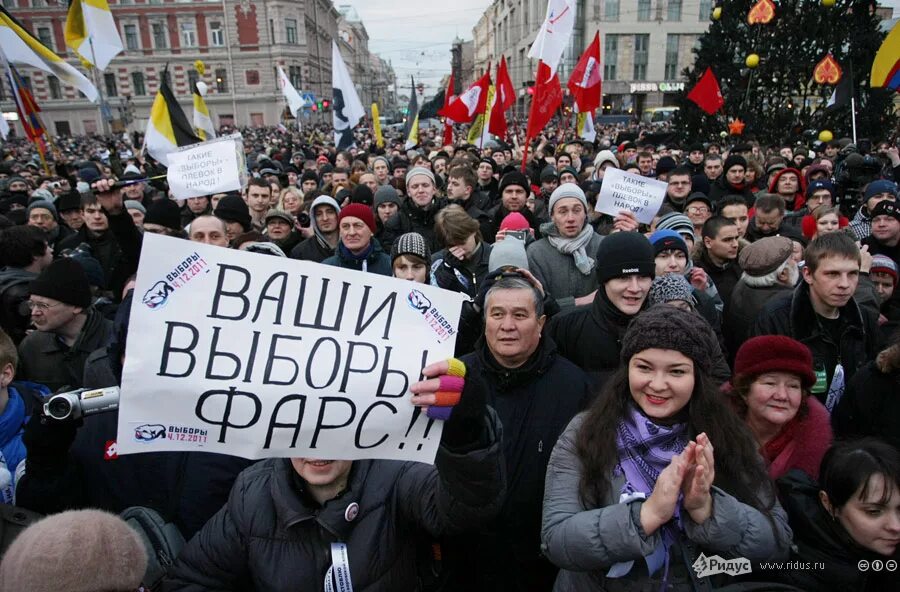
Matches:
[813,54,842,84]
[748,0,776,25]
[729,119,746,135]
[720,131,729,138]
[822,0,836,6]
[712,6,722,20]
[819,130,834,143]
[746,54,760,68]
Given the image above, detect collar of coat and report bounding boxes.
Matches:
[788,280,866,339]
[475,334,557,392]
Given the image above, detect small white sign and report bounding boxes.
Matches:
[596,167,667,224]
[166,133,247,199]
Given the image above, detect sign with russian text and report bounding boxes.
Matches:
[117,234,465,463]
[166,133,247,199]
[595,167,667,224]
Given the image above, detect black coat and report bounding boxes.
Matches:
[382,198,448,253]
[451,337,592,592]
[752,282,879,405]
[485,204,541,244]
[725,280,794,364]
[56,226,127,292]
[163,416,505,592]
[694,248,743,311]
[832,353,900,451]
[431,242,492,299]
[0,267,36,344]
[289,235,335,263]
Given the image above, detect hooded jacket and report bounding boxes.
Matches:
[767,168,807,212]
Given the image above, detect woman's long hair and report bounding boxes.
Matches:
[576,365,776,515]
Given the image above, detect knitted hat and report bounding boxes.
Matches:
[655,156,677,176]
[723,154,747,173]
[56,190,82,213]
[738,236,793,277]
[26,200,57,219]
[621,305,714,374]
[865,179,897,200]
[540,165,559,181]
[301,170,319,184]
[29,257,92,308]
[124,199,146,214]
[871,254,899,285]
[685,192,712,210]
[374,185,401,207]
[68,251,106,288]
[558,165,579,180]
[648,274,694,307]
[870,199,900,222]
[593,150,619,170]
[655,212,696,237]
[351,184,375,206]
[391,232,430,263]
[30,187,55,203]
[405,166,435,186]
[595,231,655,284]
[144,198,182,231]
[265,209,294,225]
[78,167,100,184]
[733,335,816,388]
[214,194,252,231]
[372,155,391,172]
[0,509,147,592]
[648,229,688,258]
[548,183,588,214]
[498,171,530,195]
[338,203,376,233]
[488,237,529,272]
[499,212,530,231]
[806,179,835,198]
[479,157,497,173]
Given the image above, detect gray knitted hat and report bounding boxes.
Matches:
[375,185,402,207]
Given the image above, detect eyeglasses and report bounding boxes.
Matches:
[26,300,63,312]
[687,206,710,214]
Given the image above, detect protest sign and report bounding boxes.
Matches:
[116,234,466,463]
[166,133,247,199]
[595,167,667,224]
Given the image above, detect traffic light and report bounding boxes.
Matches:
[311,102,318,112]
[322,99,330,110]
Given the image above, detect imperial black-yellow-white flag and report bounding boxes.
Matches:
[143,73,200,167]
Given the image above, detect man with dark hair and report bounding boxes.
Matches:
[703,154,723,182]
[664,166,693,212]
[0,226,53,343]
[636,151,654,177]
[719,195,751,239]
[445,166,492,236]
[746,193,803,242]
[694,216,743,307]
[485,172,541,243]
[243,178,272,231]
[476,158,499,204]
[55,194,128,293]
[753,232,879,411]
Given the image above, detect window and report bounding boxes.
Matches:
[215,68,227,93]
[124,24,139,50]
[181,22,197,47]
[286,19,297,44]
[637,0,651,21]
[131,72,145,96]
[699,0,712,19]
[634,35,649,81]
[188,69,199,91]
[104,72,118,97]
[48,76,61,99]
[245,70,259,85]
[603,35,618,81]
[668,0,682,21]
[665,35,680,79]
[289,65,301,88]
[152,23,167,49]
[604,0,619,21]
[36,26,53,50]
[210,21,224,46]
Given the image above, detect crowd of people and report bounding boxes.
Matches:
[0,120,898,591]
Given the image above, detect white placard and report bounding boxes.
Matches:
[117,234,465,463]
[596,168,667,224]
[166,133,247,199]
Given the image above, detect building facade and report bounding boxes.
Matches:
[0,0,393,137]
[337,4,395,111]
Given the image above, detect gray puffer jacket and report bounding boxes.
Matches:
[541,414,791,592]
[164,413,505,592]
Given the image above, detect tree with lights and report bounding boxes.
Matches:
[674,0,896,144]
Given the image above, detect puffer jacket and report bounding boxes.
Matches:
[541,414,792,592]
[163,413,505,592]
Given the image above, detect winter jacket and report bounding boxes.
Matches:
[431,242,492,299]
[832,344,900,450]
[381,198,447,252]
[163,414,505,592]
[768,470,899,592]
[527,233,604,310]
[0,386,29,504]
[56,226,126,292]
[451,195,494,240]
[17,308,114,391]
[322,241,393,276]
[708,176,755,205]
[849,206,873,241]
[693,248,743,309]
[485,204,542,244]
[541,413,791,592]
[725,280,794,363]
[0,267,36,345]
[751,281,879,405]
[744,218,804,243]
[448,337,592,591]
[290,235,336,263]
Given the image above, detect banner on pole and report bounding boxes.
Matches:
[117,234,465,463]
[165,133,247,199]
[595,168,666,224]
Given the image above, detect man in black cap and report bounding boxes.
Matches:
[708,154,755,204]
[862,200,900,265]
[300,171,319,196]
[143,199,184,236]
[214,194,253,244]
[17,258,114,391]
[485,171,540,243]
[686,143,706,176]
[27,200,73,251]
[119,170,146,205]
[476,158,500,205]
[56,190,84,232]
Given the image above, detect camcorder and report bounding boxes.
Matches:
[43,386,120,422]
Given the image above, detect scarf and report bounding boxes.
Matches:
[338,241,374,272]
[540,221,595,275]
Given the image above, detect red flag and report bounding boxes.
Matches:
[439,69,491,123]
[526,61,562,139]
[567,32,602,113]
[686,67,725,115]
[441,72,455,145]
[489,56,516,138]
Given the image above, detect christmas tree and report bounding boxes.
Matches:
[674,0,897,144]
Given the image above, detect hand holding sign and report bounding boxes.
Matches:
[596,168,667,224]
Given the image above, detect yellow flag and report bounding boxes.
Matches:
[372,103,384,148]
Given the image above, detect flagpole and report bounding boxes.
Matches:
[849,60,858,144]
[87,38,110,136]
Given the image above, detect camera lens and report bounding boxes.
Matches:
[47,397,73,420]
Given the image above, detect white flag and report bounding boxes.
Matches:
[331,41,365,150]
[528,0,576,77]
[0,113,9,140]
[278,66,305,117]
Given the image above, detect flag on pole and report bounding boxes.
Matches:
[686,67,725,115]
[568,32,602,113]
[528,0,576,77]
[192,82,215,141]
[441,72,455,146]
[404,76,419,149]
[439,70,491,123]
[277,66,305,117]
[827,74,852,110]
[2,62,45,147]
[469,85,496,148]
[870,21,900,90]
[142,71,200,167]
[488,56,515,138]
[0,6,98,102]
[332,41,365,150]
[526,61,563,140]
[372,103,384,148]
[64,0,124,71]
[576,111,596,142]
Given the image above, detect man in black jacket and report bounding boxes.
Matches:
[753,232,879,412]
[289,195,341,263]
[55,194,127,293]
[381,167,447,252]
[694,216,743,308]
[0,226,53,344]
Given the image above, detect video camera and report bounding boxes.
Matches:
[43,386,120,421]
[833,149,884,217]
